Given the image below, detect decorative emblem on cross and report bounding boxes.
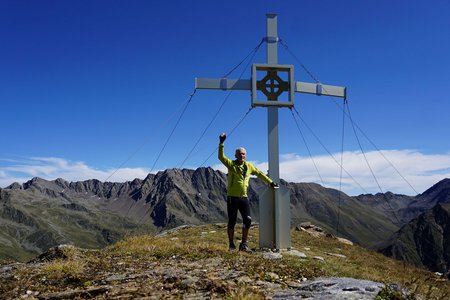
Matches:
[252,64,295,107]
[257,70,288,100]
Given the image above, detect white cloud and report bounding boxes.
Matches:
[212,150,450,196]
[0,157,149,188]
[2,150,450,196]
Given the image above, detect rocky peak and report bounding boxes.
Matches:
[418,178,450,200]
[68,179,105,196]
[54,178,69,189]
[5,182,23,190]
[23,177,48,190]
[405,178,450,214]
[129,177,144,188]
[132,175,154,200]
[20,177,64,198]
[160,168,195,183]
[192,167,226,190]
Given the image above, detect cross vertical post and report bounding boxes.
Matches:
[259,13,291,250]
[266,13,279,183]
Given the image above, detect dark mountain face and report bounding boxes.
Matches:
[2,169,449,269]
[411,178,450,209]
[379,203,450,279]
[140,168,229,228]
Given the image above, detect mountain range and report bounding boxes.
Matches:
[1,167,449,277]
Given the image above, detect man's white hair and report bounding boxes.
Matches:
[235,147,246,154]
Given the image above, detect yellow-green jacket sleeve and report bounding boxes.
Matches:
[249,163,273,185]
[218,143,232,168]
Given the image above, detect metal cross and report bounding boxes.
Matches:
[195,14,346,250]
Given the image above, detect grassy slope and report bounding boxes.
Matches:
[1,224,449,299]
[288,183,400,248]
[1,193,155,261]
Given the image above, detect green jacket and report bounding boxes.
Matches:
[218,143,273,197]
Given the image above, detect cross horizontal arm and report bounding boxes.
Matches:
[195,78,347,99]
[296,81,346,99]
[195,78,251,91]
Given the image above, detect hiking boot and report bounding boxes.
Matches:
[229,242,236,250]
[239,242,250,252]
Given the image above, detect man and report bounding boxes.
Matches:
[218,133,278,251]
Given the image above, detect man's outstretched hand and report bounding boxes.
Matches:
[219,133,226,144]
[271,182,279,189]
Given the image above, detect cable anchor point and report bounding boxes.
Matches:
[264,36,279,43]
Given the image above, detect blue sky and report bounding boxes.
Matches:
[1,0,450,195]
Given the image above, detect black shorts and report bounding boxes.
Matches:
[227,196,252,229]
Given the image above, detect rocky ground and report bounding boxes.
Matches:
[0,224,447,299]
[0,250,383,299]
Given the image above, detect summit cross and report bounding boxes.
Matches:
[195,14,346,250]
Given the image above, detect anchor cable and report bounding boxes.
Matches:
[200,107,254,167]
[105,40,264,182]
[346,102,384,194]
[103,88,197,182]
[117,88,199,216]
[222,39,265,79]
[279,39,320,83]
[336,98,347,236]
[292,107,368,194]
[179,41,263,168]
[289,108,325,186]
[282,38,417,195]
[330,97,418,195]
[135,42,264,224]
[345,101,403,225]
[150,89,197,173]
